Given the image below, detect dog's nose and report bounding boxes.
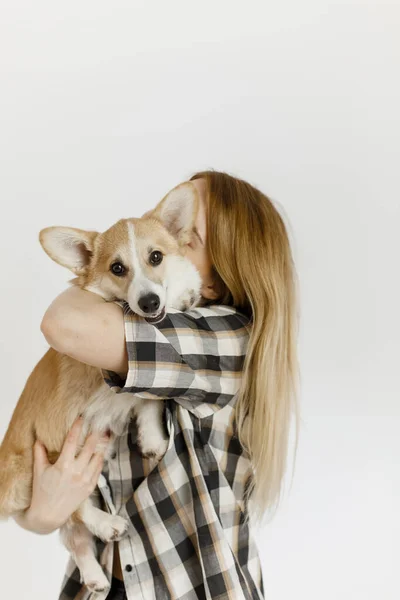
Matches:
[138,293,160,314]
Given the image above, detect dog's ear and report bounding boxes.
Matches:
[140,208,154,219]
[149,182,199,245]
[39,227,98,275]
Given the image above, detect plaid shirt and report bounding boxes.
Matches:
[59,304,265,600]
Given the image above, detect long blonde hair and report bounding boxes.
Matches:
[190,170,300,525]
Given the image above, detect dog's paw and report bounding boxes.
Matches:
[96,514,129,542]
[83,569,110,593]
[86,579,110,593]
[177,289,200,311]
[138,434,169,461]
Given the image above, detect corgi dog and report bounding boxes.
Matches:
[0,182,203,592]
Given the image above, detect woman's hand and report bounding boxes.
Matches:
[14,416,110,535]
[41,286,128,376]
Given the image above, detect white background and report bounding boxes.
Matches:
[0,1,399,599]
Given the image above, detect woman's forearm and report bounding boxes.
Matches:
[41,286,128,375]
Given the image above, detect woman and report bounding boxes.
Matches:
[15,171,299,600]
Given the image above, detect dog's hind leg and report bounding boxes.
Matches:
[0,454,32,519]
[60,519,110,593]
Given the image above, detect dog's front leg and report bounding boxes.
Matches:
[77,496,128,543]
[134,398,169,460]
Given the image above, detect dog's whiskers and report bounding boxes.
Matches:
[122,301,134,317]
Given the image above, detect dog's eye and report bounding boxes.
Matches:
[110,262,126,276]
[149,250,163,266]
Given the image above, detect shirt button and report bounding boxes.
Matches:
[110,451,117,459]
[125,564,133,572]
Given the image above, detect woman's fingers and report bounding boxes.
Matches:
[57,416,84,467]
[87,452,106,490]
[76,431,109,470]
[33,440,50,475]
[53,416,109,497]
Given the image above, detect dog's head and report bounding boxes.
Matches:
[39,182,203,322]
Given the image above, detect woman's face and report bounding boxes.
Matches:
[183,178,218,300]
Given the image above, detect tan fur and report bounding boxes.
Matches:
[0,182,203,590]
[0,350,110,515]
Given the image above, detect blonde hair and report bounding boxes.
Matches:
[190,170,300,525]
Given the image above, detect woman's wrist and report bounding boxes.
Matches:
[14,506,58,535]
